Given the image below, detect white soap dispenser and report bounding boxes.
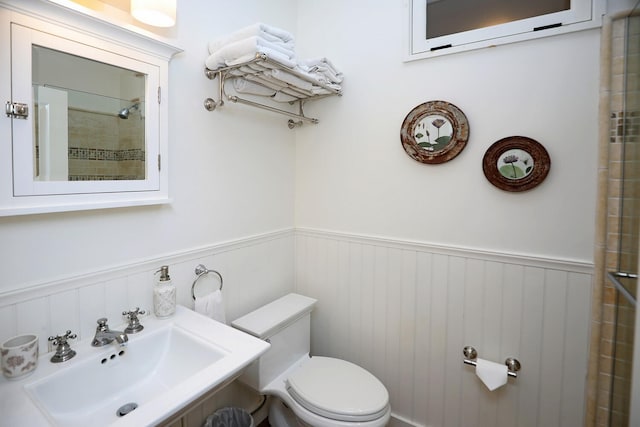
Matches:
[153,265,176,318]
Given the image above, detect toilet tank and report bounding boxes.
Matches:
[231,293,317,390]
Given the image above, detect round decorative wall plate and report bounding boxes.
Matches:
[400,100,470,164]
[482,136,551,192]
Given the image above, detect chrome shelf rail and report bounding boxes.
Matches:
[204,53,341,127]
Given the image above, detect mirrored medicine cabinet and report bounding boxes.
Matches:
[0,1,181,216]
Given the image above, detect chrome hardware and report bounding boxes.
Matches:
[288,119,303,129]
[91,318,128,347]
[204,98,218,111]
[48,330,77,363]
[228,95,319,125]
[463,345,478,360]
[606,271,637,307]
[505,357,521,373]
[203,53,333,127]
[191,264,223,300]
[5,101,29,119]
[123,308,146,334]
[462,345,521,378]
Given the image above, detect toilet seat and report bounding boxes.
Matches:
[285,357,389,423]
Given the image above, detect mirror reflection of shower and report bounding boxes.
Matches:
[118,102,139,119]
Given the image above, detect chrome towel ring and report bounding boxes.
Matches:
[191,264,223,300]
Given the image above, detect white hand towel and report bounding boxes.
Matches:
[475,358,508,391]
[194,290,226,324]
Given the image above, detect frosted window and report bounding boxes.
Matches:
[427,0,571,39]
[407,0,603,59]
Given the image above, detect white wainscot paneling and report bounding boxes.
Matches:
[0,230,295,353]
[295,230,593,427]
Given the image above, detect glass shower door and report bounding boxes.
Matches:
[611,9,640,427]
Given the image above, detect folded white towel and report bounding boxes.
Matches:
[301,57,340,73]
[233,77,276,97]
[268,69,314,91]
[308,66,344,84]
[300,57,344,84]
[205,36,296,70]
[194,290,226,324]
[208,23,295,54]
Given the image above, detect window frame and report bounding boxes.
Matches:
[406,0,605,60]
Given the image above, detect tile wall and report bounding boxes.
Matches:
[594,14,640,427]
[67,108,145,181]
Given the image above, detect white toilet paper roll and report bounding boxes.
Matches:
[475,358,508,391]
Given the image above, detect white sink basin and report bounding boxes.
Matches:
[0,305,270,427]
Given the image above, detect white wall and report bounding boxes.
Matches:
[609,0,640,15]
[292,2,600,426]
[0,0,298,292]
[294,1,600,263]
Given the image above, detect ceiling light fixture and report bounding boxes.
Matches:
[131,0,176,28]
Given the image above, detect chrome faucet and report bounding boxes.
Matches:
[91,318,128,347]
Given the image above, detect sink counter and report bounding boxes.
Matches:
[0,306,270,427]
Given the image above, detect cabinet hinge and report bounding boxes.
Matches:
[158,154,161,171]
[157,87,161,104]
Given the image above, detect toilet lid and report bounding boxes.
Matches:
[286,357,389,422]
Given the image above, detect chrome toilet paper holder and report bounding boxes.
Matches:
[463,346,521,378]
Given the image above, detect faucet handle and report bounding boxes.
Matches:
[96,318,108,328]
[122,308,145,334]
[122,307,146,318]
[48,330,77,363]
[48,330,77,344]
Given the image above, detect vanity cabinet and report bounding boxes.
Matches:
[0,0,181,215]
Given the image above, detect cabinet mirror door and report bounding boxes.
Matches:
[10,22,160,197]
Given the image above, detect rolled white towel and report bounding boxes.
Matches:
[232,77,276,97]
[208,23,294,54]
[227,65,259,77]
[268,68,314,91]
[205,36,297,70]
[272,91,299,102]
[280,85,314,98]
[245,74,286,90]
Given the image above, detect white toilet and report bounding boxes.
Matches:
[232,293,391,427]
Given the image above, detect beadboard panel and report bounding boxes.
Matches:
[0,229,295,353]
[294,230,593,427]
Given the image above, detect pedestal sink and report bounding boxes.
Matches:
[0,305,270,427]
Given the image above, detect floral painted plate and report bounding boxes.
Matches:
[400,100,470,164]
[482,136,550,192]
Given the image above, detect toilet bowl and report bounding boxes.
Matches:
[232,293,390,427]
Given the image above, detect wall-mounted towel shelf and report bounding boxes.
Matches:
[204,53,342,128]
